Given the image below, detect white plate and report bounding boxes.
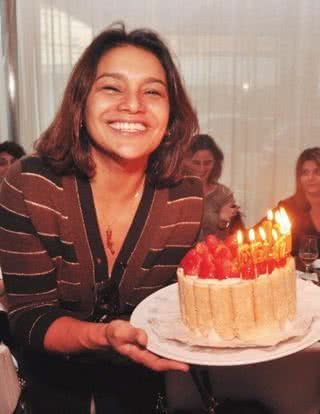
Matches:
[131,281,320,366]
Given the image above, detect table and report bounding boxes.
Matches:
[166,342,320,414]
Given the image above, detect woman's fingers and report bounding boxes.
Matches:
[105,320,189,372]
[122,343,189,372]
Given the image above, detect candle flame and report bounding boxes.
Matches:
[276,207,291,234]
[272,228,278,241]
[279,207,286,217]
[248,228,255,242]
[237,230,243,245]
[259,227,266,241]
[274,210,281,224]
[267,210,273,221]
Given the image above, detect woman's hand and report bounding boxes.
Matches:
[44,317,189,372]
[219,202,239,226]
[106,320,189,372]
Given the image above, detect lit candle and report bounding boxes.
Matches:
[263,209,274,244]
[249,228,264,276]
[279,207,292,255]
[237,230,254,278]
[249,228,258,261]
[271,228,280,261]
[273,210,281,235]
[258,227,269,272]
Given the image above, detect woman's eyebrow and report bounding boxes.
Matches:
[95,72,167,86]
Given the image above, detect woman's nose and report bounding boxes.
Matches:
[307,172,316,180]
[118,90,144,113]
[199,163,206,173]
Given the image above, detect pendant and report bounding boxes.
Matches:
[106,226,115,255]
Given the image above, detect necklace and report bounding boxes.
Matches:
[106,226,116,255]
[105,176,145,255]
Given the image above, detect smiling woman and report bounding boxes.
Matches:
[0,23,203,414]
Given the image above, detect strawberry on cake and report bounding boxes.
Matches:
[177,233,296,342]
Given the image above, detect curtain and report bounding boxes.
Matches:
[15,0,320,226]
[0,0,10,141]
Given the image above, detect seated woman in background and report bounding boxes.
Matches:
[185,134,244,240]
[0,24,203,413]
[278,147,320,260]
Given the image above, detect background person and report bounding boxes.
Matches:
[185,134,243,240]
[277,147,320,265]
[0,24,202,413]
[0,140,26,181]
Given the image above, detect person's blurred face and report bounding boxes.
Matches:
[0,152,16,179]
[189,149,215,183]
[84,44,170,167]
[300,160,320,196]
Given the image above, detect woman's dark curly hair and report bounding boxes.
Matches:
[36,23,198,186]
[189,134,224,183]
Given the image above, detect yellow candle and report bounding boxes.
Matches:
[258,227,270,263]
[237,230,253,277]
[249,229,260,263]
[279,207,292,255]
[263,209,274,244]
[271,229,280,261]
[273,210,281,235]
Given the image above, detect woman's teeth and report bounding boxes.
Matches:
[110,122,146,132]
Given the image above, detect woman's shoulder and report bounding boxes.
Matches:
[4,155,66,195]
[215,182,233,195]
[206,182,233,203]
[278,194,308,213]
[168,175,204,201]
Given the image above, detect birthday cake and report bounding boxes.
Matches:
[177,210,297,342]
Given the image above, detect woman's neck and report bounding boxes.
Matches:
[306,192,320,209]
[203,181,217,195]
[90,151,146,201]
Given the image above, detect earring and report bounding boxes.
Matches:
[163,129,171,142]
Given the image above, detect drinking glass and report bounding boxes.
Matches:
[299,236,319,274]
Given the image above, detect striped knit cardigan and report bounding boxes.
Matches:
[0,156,203,351]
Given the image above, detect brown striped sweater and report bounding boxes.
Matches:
[0,156,203,351]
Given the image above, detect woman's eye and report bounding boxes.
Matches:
[102,85,120,93]
[145,89,162,96]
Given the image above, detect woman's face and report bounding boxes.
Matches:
[300,160,320,196]
[84,44,170,167]
[189,149,215,183]
[0,152,16,179]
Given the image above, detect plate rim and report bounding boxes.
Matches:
[130,281,320,366]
